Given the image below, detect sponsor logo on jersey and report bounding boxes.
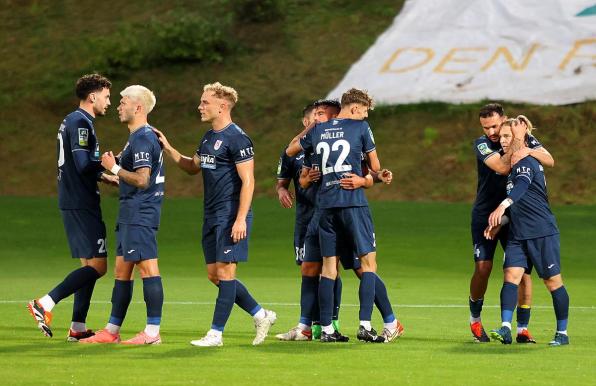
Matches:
[134,152,151,163]
[239,147,254,158]
[277,157,282,175]
[214,139,223,150]
[477,142,492,155]
[200,153,216,169]
[78,128,89,146]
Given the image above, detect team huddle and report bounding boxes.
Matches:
[26,74,569,347]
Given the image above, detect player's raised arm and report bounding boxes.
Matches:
[287,122,315,157]
[153,128,201,175]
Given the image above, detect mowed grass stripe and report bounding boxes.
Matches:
[1,197,595,385]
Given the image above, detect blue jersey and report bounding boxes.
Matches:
[57,108,103,210]
[299,118,375,209]
[506,156,559,240]
[117,125,165,228]
[471,134,542,225]
[196,123,254,218]
[277,148,316,206]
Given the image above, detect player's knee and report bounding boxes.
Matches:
[207,273,219,285]
[93,265,107,277]
[543,275,563,291]
[474,262,492,277]
[504,269,523,284]
[301,262,320,277]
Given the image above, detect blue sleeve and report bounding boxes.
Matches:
[527,134,543,149]
[130,136,154,170]
[299,127,314,154]
[362,122,376,153]
[229,133,254,164]
[67,119,102,174]
[474,137,498,163]
[73,150,103,175]
[303,152,313,169]
[277,149,293,179]
[507,160,535,202]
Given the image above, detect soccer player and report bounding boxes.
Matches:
[287,88,395,343]
[468,103,554,343]
[80,85,165,344]
[27,74,116,341]
[274,103,318,341]
[276,102,317,263]
[153,82,276,347]
[276,100,345,341]
[487,119,569,346]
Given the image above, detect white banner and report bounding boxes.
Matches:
[327,0,596,105]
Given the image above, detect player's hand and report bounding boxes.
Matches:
[152,128,171,151]
[512,147,531,165]
[511,119,526,139]
[231,219,247,243]
[340,173,366,190]
[100,173,119,187]
[488,205,507,228]
[307,168,321,182]
[483,224,501,240]
[379,169,393,184]
[277,187,294,209]
[101,151,116,171]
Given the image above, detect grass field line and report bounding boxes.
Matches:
[2,300,594,309]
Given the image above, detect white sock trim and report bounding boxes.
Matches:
[38,295,56,312]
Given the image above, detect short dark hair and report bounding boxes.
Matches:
[479,103,504,118]
[314,99,341,110]
[75,74,112,100]
[302,103,316,117]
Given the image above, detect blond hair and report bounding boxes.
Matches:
[340,88,375,110]
[516,115,535,136]
[500,116,535,137]
[203,82,238,106]
[120,85,156,114]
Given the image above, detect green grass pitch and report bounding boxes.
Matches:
[1,197,594,385]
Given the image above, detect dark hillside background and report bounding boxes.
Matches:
[1,0,594,203]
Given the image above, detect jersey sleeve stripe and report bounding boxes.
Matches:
[235,157,254,164]
[72,148,90,152]
[482,151,498,162]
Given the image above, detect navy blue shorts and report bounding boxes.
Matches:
[61,208,107,259]
[504,234,561,279]
[303,209,361,270]
[202,214,252,264]
[471,223,509,262]
[294,204,314,265]
[319,206,376,259]
[116,223,158,262]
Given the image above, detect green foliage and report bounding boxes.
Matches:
[231,0,286,23]
[89,11,233,76]
[422,126,438,147]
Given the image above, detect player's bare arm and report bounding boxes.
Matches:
[276,178,294,209]
[99,172,119,186]
[232,159,255,243]
[101,151,151,189]
[287,122,315,157]
[365,149,381,172]
[340,173,373,190]
[153,128,201,175]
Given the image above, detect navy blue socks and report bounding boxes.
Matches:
[211,280,236,331]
